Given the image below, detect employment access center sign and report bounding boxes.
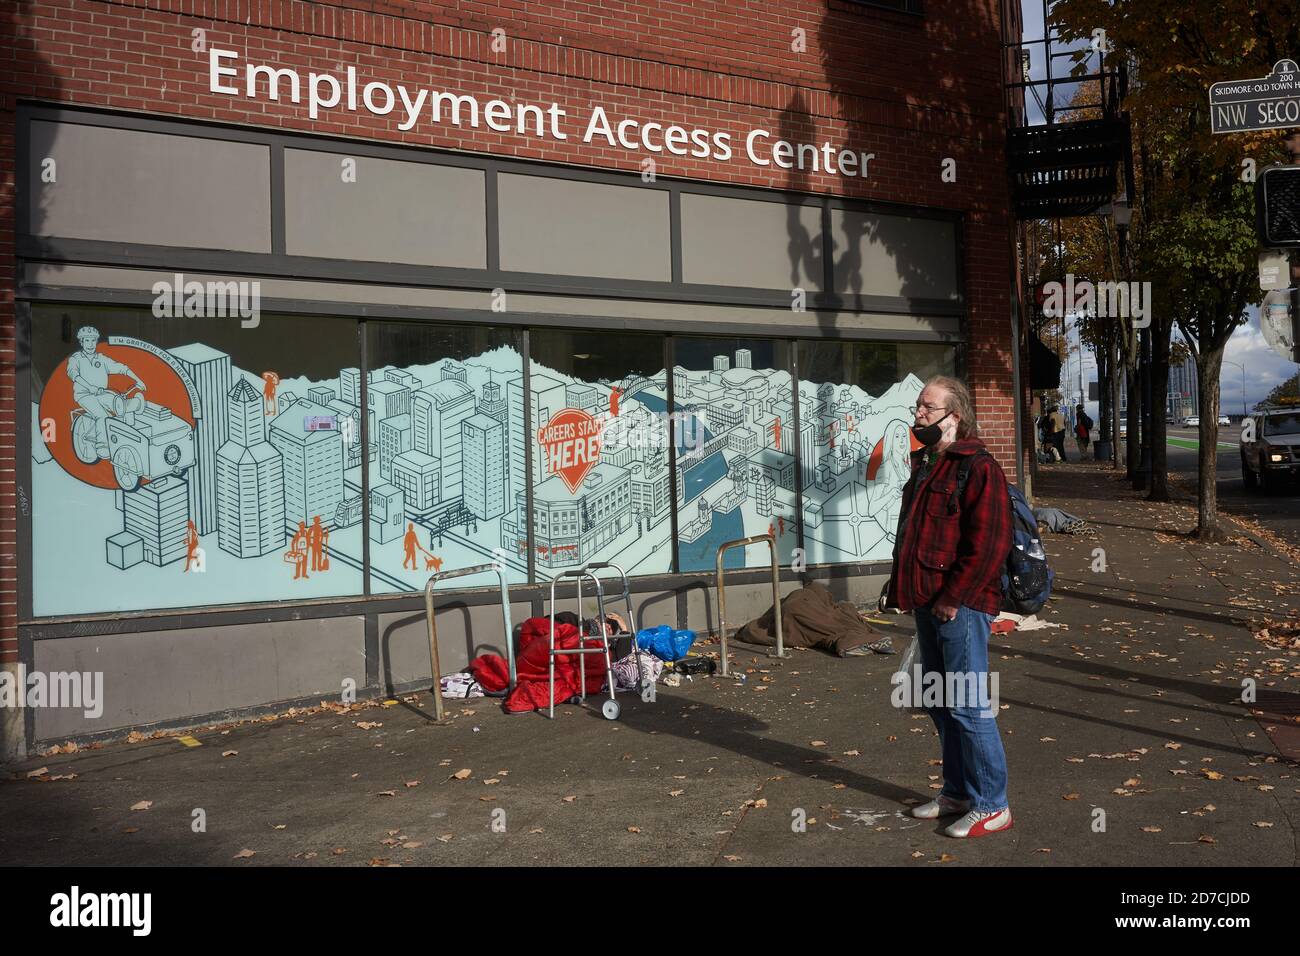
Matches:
[1210,60,1300,134]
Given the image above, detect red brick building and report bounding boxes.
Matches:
[1,0,1025,755]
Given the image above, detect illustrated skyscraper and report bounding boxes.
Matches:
[410,381,475,499]
[508,373,566,498]
[216,378,286,557]
[124,475,190,566]
[462,412,506,520]
[168,343,232,535]
[268,397,345,532]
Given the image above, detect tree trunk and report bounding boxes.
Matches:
[1110,333,1122,468]
[1125,365,1141,478]
[1148,325,1172,501]
[1195,347,1227,541]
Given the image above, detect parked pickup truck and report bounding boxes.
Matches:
[1241,408,1300,494]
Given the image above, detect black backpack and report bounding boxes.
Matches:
[953,451,1054,615]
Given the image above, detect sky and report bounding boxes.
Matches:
[1019,2,1298,415]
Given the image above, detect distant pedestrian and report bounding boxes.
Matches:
[1074,404,1093,454]
[1048,405,1068,462]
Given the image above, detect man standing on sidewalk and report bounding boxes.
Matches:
[1049,403,1068,461]
[885,375,1015,838]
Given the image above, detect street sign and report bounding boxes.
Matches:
[1260,249,1290,290]
[1210,59,1300,134]
[1260,288,1297,361]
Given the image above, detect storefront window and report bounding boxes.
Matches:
[673,337,796,571]
[796,341,954,565]
[29,305,365,615]
[523,330,672,580]
[364,322,525,593]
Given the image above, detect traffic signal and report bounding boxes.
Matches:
[1256,165,1300,247]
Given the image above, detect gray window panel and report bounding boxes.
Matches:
[680,193,824,291]
[284,150,486,267]
[831,209,959,301]
[497,174,671,281]
[28,121,272,253]
[31,617,364,739]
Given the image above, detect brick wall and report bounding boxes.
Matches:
[1,0,1017,654]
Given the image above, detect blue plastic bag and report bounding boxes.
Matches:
[635,625,697,662]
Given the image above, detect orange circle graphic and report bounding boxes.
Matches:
[39,344,197,490]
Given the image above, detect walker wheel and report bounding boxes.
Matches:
[601,699,621,721]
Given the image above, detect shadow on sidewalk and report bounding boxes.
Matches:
[1051,582,1257,629]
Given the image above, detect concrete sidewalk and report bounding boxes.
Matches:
[2,461,1297,866]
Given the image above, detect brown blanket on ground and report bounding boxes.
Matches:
[735,581,881,657]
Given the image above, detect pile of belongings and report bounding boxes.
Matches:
[736,580,892,657]
[466,615,611,714]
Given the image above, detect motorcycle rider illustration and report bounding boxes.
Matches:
[67,326,147,459]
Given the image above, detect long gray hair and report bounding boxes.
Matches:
[925,375,978,439]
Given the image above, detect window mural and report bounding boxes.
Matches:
[27,305,958,618]
[363,322,525,593]
[672,338,797,571]
[518,331,673,579]
[29,306,365,615]
[796,341,955,565]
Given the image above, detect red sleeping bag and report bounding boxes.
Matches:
[469,617,610,714]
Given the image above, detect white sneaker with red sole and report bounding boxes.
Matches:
[911,793,970,819]
[943,807,1013,838]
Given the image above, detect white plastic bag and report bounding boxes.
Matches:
[892,635,924,711]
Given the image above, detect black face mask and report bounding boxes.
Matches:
[911,411,953,448]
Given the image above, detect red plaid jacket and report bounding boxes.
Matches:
[885,437,1012,616]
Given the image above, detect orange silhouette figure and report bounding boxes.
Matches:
[184,520,200,572]
[403,522,420,570]
[771,415,782,449]
[610,386,622,417]
[778,515,786,536]
[307,515,328,572]
[262,371,280,416]
[286,520,309,579]
[767,521,776,539]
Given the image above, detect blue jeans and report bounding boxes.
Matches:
[914,604,1009,812]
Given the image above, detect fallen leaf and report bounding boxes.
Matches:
[401,841,424,848]
[1141,826,1162,833]
[1062,793,1080,800]
[450,769,472,780]
[273,824,286,830]
[528,827,544,834]
[669,790,684,797]
[332,848,347,855]
[436,834,454,843]
[810,740,827,747]
[910,851,924,859]
[627,826,641,833]
[1253,821,1274,828]
[723,854,741,862]
[130,800,153,811]
[1202,770,1225,780]
[843,750,860,756]
[26,767,50,778]
[563,795,577,803]
[233,849,255,859]
[1197,834,1217,844]
[1123,778,1141,787]
[935,853,957,863]
[1065,757,1085,764]
[1034,848,1051,853]
[122,827,139,834]
[374,790,397,797]
[1039,737,1056,742]
[405,780,420,788]
[355,722,382,730]
[753,798,768,808]
[222,750,239,758]
[1164,742,1182,750]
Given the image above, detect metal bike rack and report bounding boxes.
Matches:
[424,562,514,723]
[546,566,627,721]
[715,533,785,677]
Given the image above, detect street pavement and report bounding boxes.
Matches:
[2,461,1297,867]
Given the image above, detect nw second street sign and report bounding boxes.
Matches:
[1210,59,1300,134]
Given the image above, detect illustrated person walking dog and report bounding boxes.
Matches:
[67,326,147,459]
[883,375,1014,839]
